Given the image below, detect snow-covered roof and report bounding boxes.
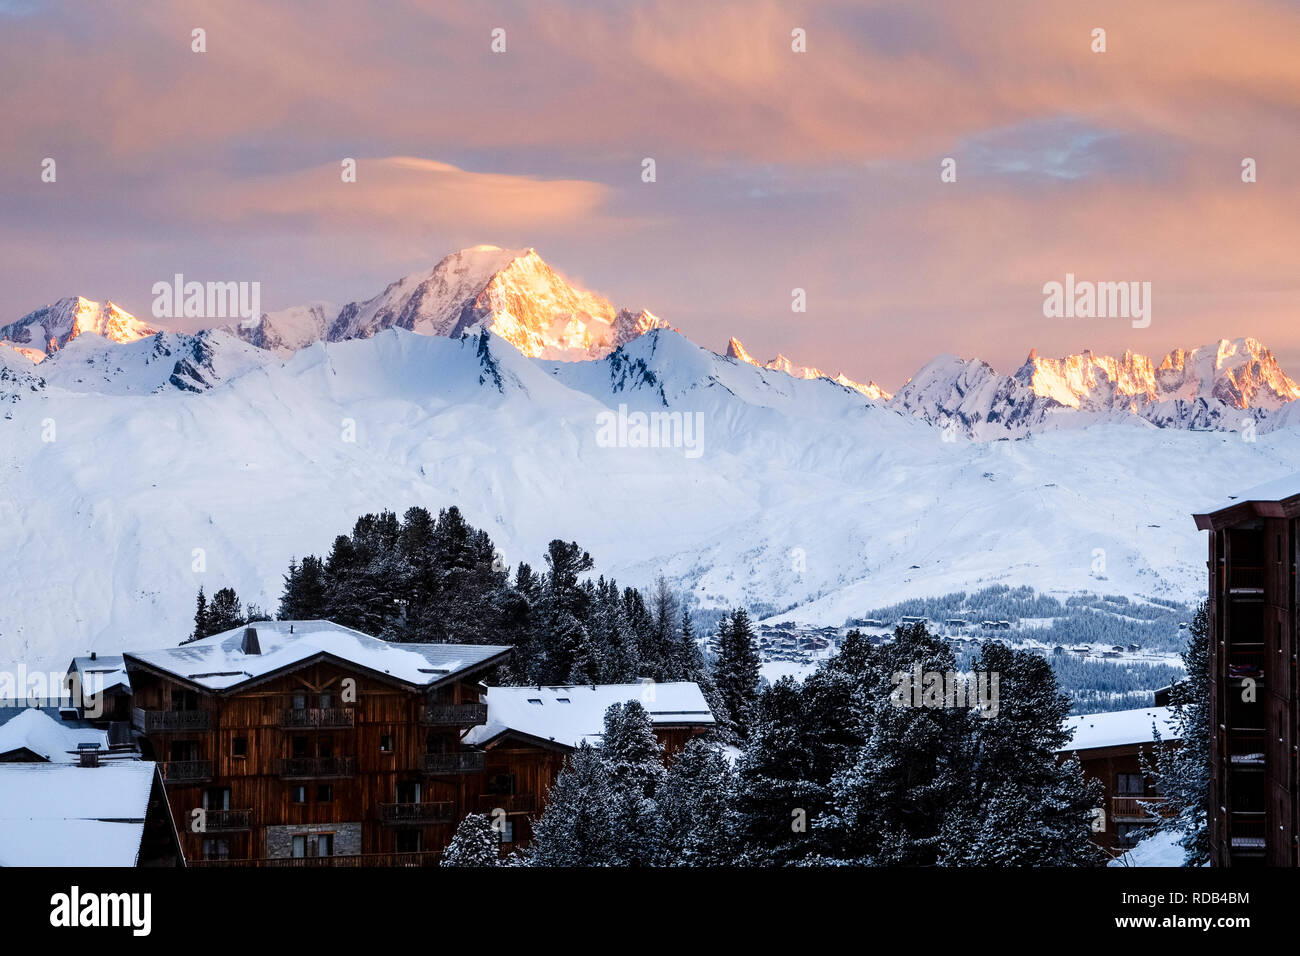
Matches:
[68,654,132,694]
[124,620,511,692]
[0,707,108,762]
[1195,472,1300,517]
[0,761,159,866]
[1061,706,1179,752]
[464,682,714,749]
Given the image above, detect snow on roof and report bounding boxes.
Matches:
[0,761,157,866]
[69,654,132,694]
[1061,706,1179,752]
[464,682,715,749]
[124,620,511,692]
[1195,471,1300,517]
[0,707,108,762]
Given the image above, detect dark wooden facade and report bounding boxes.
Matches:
[1195,488,1300,866]
[126,651,507,864]
[1071,742,1176,855]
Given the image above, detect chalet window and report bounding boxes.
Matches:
[291,835,306,858]
[171,689,199,712]
[486,773,516,795]
[290,785,307,804]
[170,740,200,761]
[379,734,394,753]
[202,838,230,860]
[396,781,421,804]
[1117,773,1145,796]
[316,784,333,803]
[319,692,332,708]
[316,834,334,857]
[395,829,421,853]
[498,820,514,844]
[291,691,307,710]
[527,698,543,706]
[231,737,248,759]
[203,787,231,811]
[318,738,334,758]
[291,736,308,758]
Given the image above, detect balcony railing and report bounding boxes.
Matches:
[475,793,537,814]
[377,802,455,824]
[161,760,213,784]
[276,756,357,779]
[418,751,485,774]
[134,708,212,732]
[281,707,356,729]
[202,809,252,832]
[421,703,488,727]
[189,851,442,868]
[1112,796,1172,819]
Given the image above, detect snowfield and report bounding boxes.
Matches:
[2,325,1298,669]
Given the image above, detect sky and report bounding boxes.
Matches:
[2,0,1298,389]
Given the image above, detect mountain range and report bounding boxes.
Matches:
[4,245,1296,439]
[2,246,1299,666]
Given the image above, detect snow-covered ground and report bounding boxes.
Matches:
[2,326,1297,670]
[1107,829,1189,868]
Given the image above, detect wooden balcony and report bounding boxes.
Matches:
[377,801,455,824]
[134,708,211,732]
[281,707,356,729]
[161,760,213,784]
[419,751,485,774]
[203,809,252,832]
[475,793,537,814]
[276,756,357,779]
[1112,796,1172,819]
[189,851,442,868]
[421,703,488,727]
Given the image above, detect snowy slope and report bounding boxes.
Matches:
[3,325,1299,670]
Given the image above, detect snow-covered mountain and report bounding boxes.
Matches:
[4,324,1300,669]
[889,338,1300,438]
[228,245,671,361]
[726,336,892,401]
[0,296,159,360]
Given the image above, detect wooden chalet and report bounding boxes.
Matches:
[123,620,511,865]
[1194,475,1300,866]
[462,682,716,847]
[1059,706,1180,855]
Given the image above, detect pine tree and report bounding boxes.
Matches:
[206,587,244,635]
[730,677,826,864]
[714,608,761,740]
[440,813,500,867]
[528,743,624,866]
[278,559,301,621]
[1149,600,1210,865]
[657,738,734,866]
[189,587,209,642]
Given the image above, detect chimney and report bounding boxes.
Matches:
[89,651,97,661]
[241,627,261,655]
[77,743,101,768]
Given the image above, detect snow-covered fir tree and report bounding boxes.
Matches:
[713,608,761,741]
[440,813,500,867]
[656,738,735,866]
